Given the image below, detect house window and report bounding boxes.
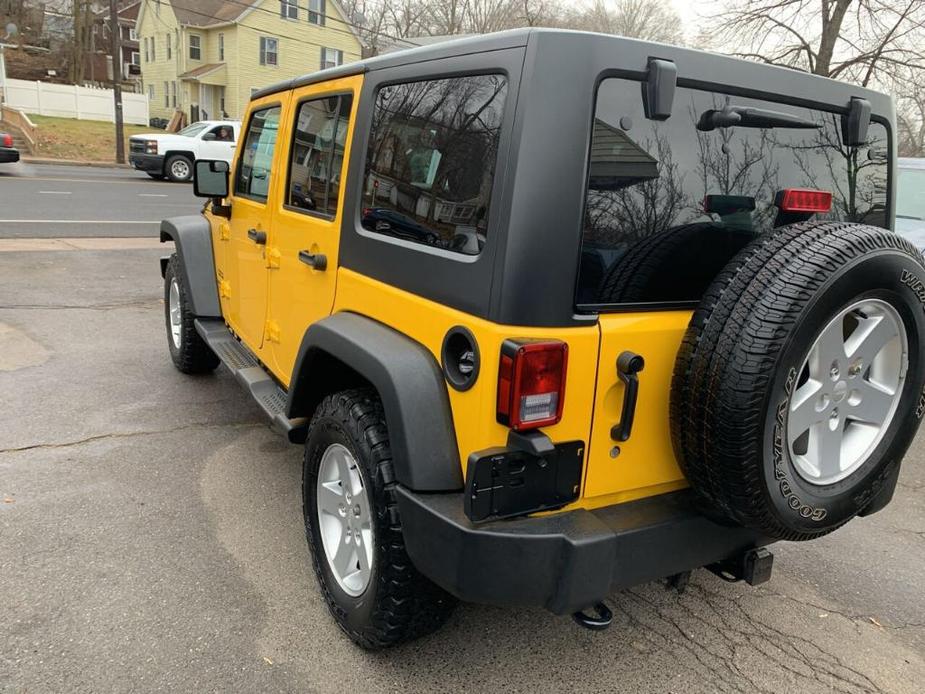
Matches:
[218,33,225,61]
[309,0,325,25]
[151,35,156,61]
[166,33,172,60]
[164,81,169,108]
[129,27,138,41]
[320,47,342,70]
[131,51,140,66]
[148,84,155,102]
[280,0,298,20]
[260,37,278,66]
[155,0,160,15]
[171,81,177,108]
[143,37,149,62]
[189,34,201,61]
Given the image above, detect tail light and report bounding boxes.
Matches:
[1,134,12,148]
[497,339,568,431]
[777,188,832,214]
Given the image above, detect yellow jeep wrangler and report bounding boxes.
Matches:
[160,30,925,648]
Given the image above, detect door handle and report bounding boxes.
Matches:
[610,351,645,442]
[299,250,327,271]
[247,228,267,245]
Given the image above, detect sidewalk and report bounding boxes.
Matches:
[21,156,131,169]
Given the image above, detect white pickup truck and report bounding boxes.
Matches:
[129,120,241,182]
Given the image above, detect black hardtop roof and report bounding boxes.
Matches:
[251,28,892,116]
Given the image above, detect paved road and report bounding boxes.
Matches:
[0,162,202,238]
[1,245,924,693]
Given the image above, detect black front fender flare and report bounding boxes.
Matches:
[160,216,221,318]
[287,313,463,492]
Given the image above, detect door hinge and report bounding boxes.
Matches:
[219,222,230,241]
[218,279,231,299]
[265,319,281,343]
[267,247,281,269]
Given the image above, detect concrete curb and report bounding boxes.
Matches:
[21,157,132,169]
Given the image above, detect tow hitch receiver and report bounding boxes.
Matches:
[572,602,613,631]
[707,547,774,586]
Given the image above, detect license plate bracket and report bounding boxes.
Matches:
[464,441,584,522]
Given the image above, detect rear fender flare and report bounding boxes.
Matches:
[287,312,463,491]
[159,216,221,318]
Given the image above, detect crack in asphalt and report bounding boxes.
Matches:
[0,421,265,454]
[618,582,881,693]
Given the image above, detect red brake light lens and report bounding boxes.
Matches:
[1,134,12,148]
[777,188,832,214]
[497,340,568,431]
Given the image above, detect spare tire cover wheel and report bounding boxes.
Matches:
[672,222,925,541]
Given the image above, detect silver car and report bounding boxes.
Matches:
[897,157,925,250]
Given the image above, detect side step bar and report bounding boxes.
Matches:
[195,319,308,443]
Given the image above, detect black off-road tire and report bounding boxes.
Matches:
[164,254,220,374]
[672,222,925,541]
[303,389,456,649]
[165,154,193,183]
[599,222,758,303]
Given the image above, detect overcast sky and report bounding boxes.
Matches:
[669,0,701,40]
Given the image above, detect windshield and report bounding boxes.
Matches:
[177,123,209,137]
[897,167,925,220]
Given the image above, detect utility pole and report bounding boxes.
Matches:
[109,0,125,164]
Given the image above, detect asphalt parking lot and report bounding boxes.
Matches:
[1,243,924,692]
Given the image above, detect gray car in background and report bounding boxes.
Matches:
[898,157,925,250]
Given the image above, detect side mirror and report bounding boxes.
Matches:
[194,160,231,218]
[194,159,229,198]
[202,132,217,141]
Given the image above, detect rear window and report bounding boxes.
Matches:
[361,74,507,256]
[577,78,890,308]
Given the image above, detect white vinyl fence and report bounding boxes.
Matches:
[2,79,149,125]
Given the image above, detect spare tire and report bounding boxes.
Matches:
[599,223,759,304]
[671,221,925,541]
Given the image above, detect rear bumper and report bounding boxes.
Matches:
[396,487,769,615]
[129,153,164,173]
[0,147,20,163]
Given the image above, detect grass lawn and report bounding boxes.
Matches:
[27,115,155,163]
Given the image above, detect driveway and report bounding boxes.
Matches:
[0,244,923,693]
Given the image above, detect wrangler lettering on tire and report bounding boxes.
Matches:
[672,222,925,541]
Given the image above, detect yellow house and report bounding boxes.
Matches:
[135,0,362,122]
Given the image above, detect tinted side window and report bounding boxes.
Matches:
[362,75,507,255]
[235,106,281,202]
[577,79,889,307]
[287,94,353,216]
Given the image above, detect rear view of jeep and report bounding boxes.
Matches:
[162,30,925,649]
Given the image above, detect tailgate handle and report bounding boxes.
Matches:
[611,351,645,442]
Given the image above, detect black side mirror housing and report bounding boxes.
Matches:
[194,159,229,198]
[194,160,231,218]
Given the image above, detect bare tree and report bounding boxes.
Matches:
[562,0,683,45]
[894,67,925,156]
[701,0,925,86]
